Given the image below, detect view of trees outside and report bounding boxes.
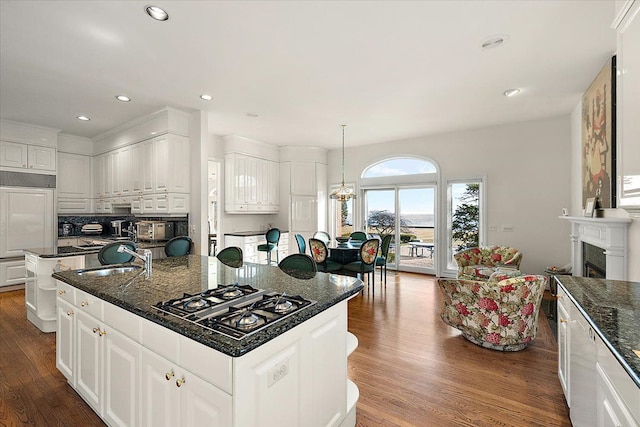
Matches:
[451,183,480,250]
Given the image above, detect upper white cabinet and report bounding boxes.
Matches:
[225,153,279,214]
[615,0,640,211]
[0,141,56,173]
[58,152,92,198]
[153,134,190,194]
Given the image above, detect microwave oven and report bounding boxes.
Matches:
[136,221,174,241]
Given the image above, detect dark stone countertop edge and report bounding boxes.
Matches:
[556,275,640,388]
[24,241,165,258]
[52,264,363,358]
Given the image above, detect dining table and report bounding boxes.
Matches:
[327,240,363,265]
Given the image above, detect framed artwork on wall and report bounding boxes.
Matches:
[582,56,616,208]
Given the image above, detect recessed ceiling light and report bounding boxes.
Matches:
[116,95,131,102]
[481,35,508,50]
[77,115,91,121]
[504,88,521,97]
[246,113,259,118]
[145,6,169,21]
[200,94,213,101]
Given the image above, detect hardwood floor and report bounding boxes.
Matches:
[348,272,571,427]
[0,272,570,426]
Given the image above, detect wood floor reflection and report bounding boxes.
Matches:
[348,272,571,427]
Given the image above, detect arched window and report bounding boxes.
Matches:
[362,158,436,178]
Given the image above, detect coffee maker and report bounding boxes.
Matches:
[110,220,130,237]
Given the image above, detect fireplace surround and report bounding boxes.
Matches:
[562,216,632,280]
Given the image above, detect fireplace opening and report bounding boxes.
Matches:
[583,242,606,278]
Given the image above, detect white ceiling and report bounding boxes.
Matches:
[0,1,616,149]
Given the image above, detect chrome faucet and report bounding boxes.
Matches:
[117,245,152,278]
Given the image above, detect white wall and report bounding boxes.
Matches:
[327,115,573,276]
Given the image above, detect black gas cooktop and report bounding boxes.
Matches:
[152,284,315,339]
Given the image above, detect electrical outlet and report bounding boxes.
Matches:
[267,359,289,387]
[190,225,196,234]
[501,225,514,232]
[489,225,497,231]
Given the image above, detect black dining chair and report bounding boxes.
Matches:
[279,253,317,273]
[164,236,193,257]
[98,241,137,265]
[217,246,243,267]
[257,228,281,265]
[295,234,307,254]
[308,238,343,273]
[375,234,393,284]
[343,238,380,290]
[349,231,368,241]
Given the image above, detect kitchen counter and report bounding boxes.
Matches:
[556,275,640,387]
[224,229,289,237]
[25,239,165,258]
[52,255,363,357]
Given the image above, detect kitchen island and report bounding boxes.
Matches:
[23,239,164,332]
[52,255,363,427]
[555,275,640,427]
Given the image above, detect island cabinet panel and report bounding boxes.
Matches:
[75,308,104,416]
[234,302,347,427]
[569,299,597,427]
[56,298,75,384]
[556,285,570,402]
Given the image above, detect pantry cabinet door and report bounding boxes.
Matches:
[57,152,91,198]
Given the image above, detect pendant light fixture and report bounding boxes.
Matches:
[329,125,357,201]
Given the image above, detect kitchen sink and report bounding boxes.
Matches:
[76,265,143,277]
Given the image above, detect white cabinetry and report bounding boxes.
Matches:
[558,282,640,427]
[92,134,189,215]
[557,283,570,402]
[0,141,56,173]
[25,253,85,332]
[615,0,640,210]
[224,233,289,264]
[225,153,279,214]
[58,152,92,213]
[0,259,25,289]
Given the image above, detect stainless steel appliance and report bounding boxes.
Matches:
[110,220,130,237]
[61,221,74,237]
[81,223,103,235]
[152,284,315,339]
[136,221,173,241]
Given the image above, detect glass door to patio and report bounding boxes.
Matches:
[364,186,436,275]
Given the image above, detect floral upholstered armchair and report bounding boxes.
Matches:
[454,246,522,280]
[437,275,547,351]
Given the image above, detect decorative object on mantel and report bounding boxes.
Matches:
[581,55,616,209]
[329,124,357,202]
[584,197,596,217]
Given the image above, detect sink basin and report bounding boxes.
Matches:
[77,266,143,277]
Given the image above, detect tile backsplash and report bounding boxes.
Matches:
[58,215,188,238]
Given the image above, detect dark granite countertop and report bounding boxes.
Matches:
[24,240,165,258]
[224,230,289,237]
[556,275,640,388]
[52,255,363,357]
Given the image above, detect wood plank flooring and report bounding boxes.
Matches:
[349,273,570,427]
[0,272,570,426]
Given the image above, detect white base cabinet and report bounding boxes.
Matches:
[56,279,354,427]
[0,258,25,290]
[558,282,640,427]
[224,233,288,264]
[26,253,84,332]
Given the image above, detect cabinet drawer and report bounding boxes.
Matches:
[57,238,79,247]
[596,337,640,423]
[141,316,180,364]
[56,280,75,304]
[180,335,232,394]
[556,284,570,314]
[75,288,104,321]
[104,302,141,343]
[58,198,91,213]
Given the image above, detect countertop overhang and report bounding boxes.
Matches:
[556,275,640,387]
[24,240,165,258]
[52,255,364,357]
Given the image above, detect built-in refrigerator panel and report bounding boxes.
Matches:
[0,187,55,258]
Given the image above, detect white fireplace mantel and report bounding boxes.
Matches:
[561,216,632,280]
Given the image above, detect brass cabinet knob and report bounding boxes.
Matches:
[560,319,567,323]
[81,301,88,307]
[67,310,74,316]
[176,377,186,388]
[59,290,66,295]
[99,330,106,337]
[93,327,99,334]
[165,371,174,381]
